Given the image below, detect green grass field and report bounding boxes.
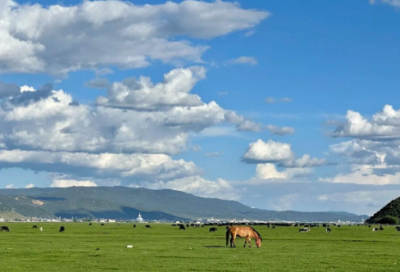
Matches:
[1,223,400,271]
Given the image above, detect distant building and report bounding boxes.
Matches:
[137,212,144,222]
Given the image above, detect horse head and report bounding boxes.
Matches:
[255,236,262,248]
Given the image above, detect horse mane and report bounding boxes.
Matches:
[251,227,262,241]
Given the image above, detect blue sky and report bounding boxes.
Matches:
[1,0,400,215]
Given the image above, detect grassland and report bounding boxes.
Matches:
[1,223,400,271]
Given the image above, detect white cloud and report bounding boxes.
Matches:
[144,176,240,200]
[0,0,268,75]
[266,125,295,136]
[279,154,327,168]
[369,0,400,7]
[5,184,14,189]
[226,56,258,66]
[332,105,400,140]
[97,66,205,110]
[0,67,261,156]
[265,97,293,104]
[0,149,201,182]
[252,163,312,182]
[242,139,294,163]
[25,183,34,188]
[51,179,97,188]
[0,81,20,98]
[321,165,400,185]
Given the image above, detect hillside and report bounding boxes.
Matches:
[0,187,367,222]
[366,197,400,224]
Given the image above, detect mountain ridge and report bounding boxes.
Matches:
[0,186,367,222]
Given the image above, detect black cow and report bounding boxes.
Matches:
[396,226,400,232]
[186,224,189,227]
[133,224,136,228]
[209,227,217,233]
[326,228,331,233]
[101,223,105,226]
[32,225,38,229]
[179,225,186,230]
[380,226,384,231]
[0,226,10,232]
[145,225,151,228]
[89,223,92,226]
[59,226,65,232]
[272,225,276,229]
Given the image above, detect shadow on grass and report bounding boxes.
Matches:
[203,246,225,248]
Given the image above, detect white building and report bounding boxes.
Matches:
[137,212,144,222]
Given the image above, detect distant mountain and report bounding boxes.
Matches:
[366,197,400,224]
[0,187,366,222]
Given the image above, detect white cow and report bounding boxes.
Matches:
[40,227,43,232]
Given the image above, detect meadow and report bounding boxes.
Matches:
[0,223,400,271]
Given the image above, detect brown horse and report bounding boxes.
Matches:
[226,226,262,248]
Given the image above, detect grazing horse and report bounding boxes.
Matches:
[226,226,262,248]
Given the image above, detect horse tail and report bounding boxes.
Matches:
[226,228,230,246]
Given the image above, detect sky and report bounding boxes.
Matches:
[1,0,400,216]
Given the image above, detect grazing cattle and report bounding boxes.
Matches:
[272,225,276,229]
[101,223,105,226]
[368,225,371,228]
[201,225,205,228]
[145,225,151,228]
[299,228,310,233]
[186,224,189,228]
[209,227,218,233]
[133,224,136,228]
[396,226,400,231]
[372,228,379,232]
[337,225,341,227]
[40,227,43,232]
[32,225,38,229]
[89,223,92,226]
[59,226,65,233]
[326,228,331,233]
[380,226,384,231]
[179,225,186,230]
[1,226,10,232]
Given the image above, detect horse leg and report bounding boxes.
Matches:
[248,237,252,248]
[232,234,237,248]
[243,236,247,248]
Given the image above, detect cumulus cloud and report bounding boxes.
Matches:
[332,105,400,140]
[0,0,268,75]
[253,163,312,182]
[5,184,14,189]
[97,66,205,110]
[242,139,295,163]
[0,66,265,197]
[25,183,34,188]
[0,67,260,156]
[144,176,240,200]
[0,150,201,183]
[266,125,295,136]
[226,56,258,66]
